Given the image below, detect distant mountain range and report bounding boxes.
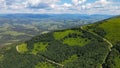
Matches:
[0,14,113,21]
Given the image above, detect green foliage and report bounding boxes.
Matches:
[32,42,48,55]
[63,38,89,46]
[35,62,55,68]
[54,29,89,46]
[103,42,120,68]
[17,43,28,53]
[42,41,77,62]
[62,55,78,65]
[82,17,120,68]
[0,46,44,68]
[113,57,120,68]
[54,30,75,40]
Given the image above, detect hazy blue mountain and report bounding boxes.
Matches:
[0,14,113,21]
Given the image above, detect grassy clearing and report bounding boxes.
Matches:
[54,30,82,40]
[99,17,120,44]
[32,42,48,55]
[35,62,55,68]
[54,29,90,46]
[83,16,120,45]
[63,38,90,46]
[17,43,28,53]
[62,55,78,65]
[54,30,75,40]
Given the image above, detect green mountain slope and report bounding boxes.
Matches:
[0,16,120,68]
[83,16,120,45]
[82,16,120,68]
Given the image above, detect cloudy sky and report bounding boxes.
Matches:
[0,0,120,15]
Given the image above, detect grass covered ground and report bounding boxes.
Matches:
[32,42,48,55]
[54,30,82,40]
[17,43,28,53]
[63,38,90,46]
[99,17,120,44]
[54,29,90,46]
[83,16,120,45]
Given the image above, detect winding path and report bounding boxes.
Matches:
[16,45,64,67]
[80,26,113,49]
[16,45,20,52]
[80,26,113,68]
[40,55,64,67]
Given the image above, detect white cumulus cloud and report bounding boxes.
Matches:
[72,0,86,6]
[0,0,119,15]
[63,3,72,7]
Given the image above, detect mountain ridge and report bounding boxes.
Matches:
[0,15,120,68]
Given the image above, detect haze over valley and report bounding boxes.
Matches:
[0,14,112,46]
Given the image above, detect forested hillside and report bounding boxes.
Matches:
[83,16,120,68]
[0,16,119,68]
